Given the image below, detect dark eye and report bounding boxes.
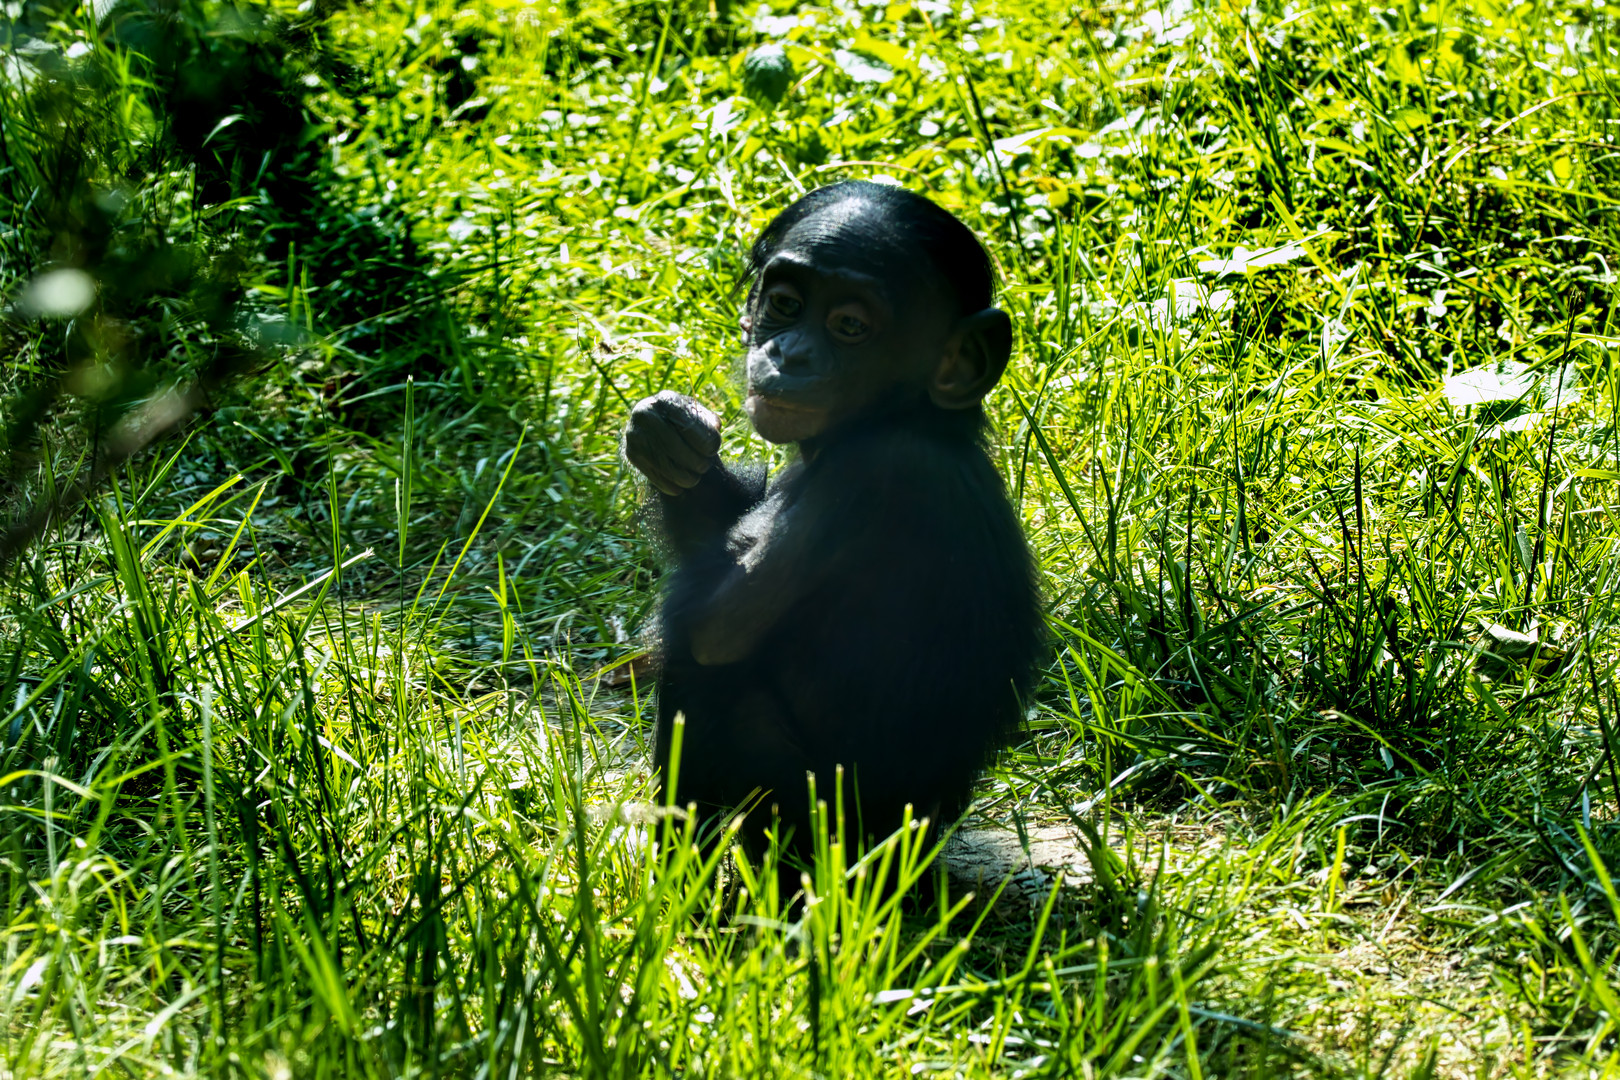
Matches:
[765,290,802,318]
[830,313,869,341]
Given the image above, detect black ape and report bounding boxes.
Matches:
[624,181,1042,867]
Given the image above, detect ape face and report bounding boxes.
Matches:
[740,201,961,445]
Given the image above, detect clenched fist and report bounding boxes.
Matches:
[623,391,722,496]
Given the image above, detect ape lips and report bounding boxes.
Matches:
[623,180,1043,873]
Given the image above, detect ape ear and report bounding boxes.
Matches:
[930,307,1013,409]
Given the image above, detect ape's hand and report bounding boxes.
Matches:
[624,391,722,496]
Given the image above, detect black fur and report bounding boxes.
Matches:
[653,405,1042,859]
[636,182,1045,871]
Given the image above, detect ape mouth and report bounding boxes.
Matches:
[745,392,831,443]
[746,392,824,414]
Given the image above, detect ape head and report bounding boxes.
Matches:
[738,182,1015,445]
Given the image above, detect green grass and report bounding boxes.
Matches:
[4,0,1620,1074]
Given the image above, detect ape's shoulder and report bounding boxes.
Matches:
[807,411,1002,499]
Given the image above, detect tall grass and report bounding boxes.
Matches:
[3,0,1620,1073]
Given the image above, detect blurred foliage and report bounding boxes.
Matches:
[0,0,439,543]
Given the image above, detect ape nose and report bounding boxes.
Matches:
[776,329,816,373]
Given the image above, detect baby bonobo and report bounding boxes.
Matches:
[624,181,1042,879]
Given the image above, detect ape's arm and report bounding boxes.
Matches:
[625,391,766,560]
[681,442,914,667]
[684,487,822,666]
[656,464,767,563]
